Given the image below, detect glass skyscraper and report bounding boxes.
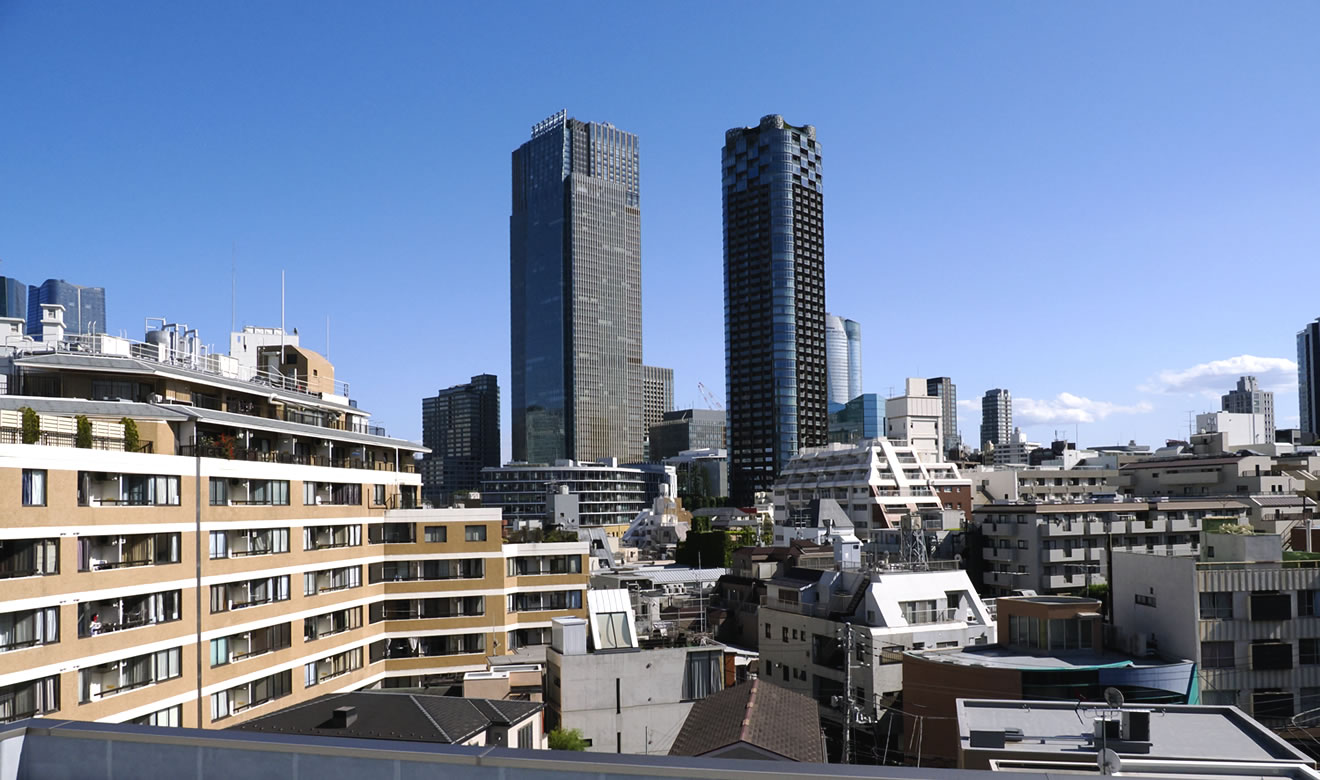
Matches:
[723,115,827,503]
[0,276,26,321]
[1299,319,1320,436]
[27,278,105,338]
[420,374,500,507]
[510,111,642,463]
[825,314,861,406]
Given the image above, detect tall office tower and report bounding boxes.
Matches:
[510,110,643,463]
[0,276,26,321]
[825,314,862,406]
[926,377,960,456]
[1221,375,1275,442]
[980,388,1012,452]
[642,365,674,438]
[1300,319,1320,436]
[723,114,827,504]
[27,278,106,338]
[421,374,500,507]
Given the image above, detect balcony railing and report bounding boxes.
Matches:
[902,608,957,625]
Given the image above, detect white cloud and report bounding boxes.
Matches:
[1015,393,1153,425]
[956,399,977,411]
[1141,355,1297,394]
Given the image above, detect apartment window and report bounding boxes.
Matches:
[368,523,415,544]
[210,670,292,722]
[1202,689,1238,707]
[0,676,59,723]
[373,485,386,506]
[1202,641,1235,669]
[507,590,582,612]
[303,524,361,551]
[1300,591,1320,618]
[303,647,363,687]
[208,478,228,506]
[1302,688,1320,714]
[304,566,362,596]
[782,626,789,642]
[1302,639,1320,666]
[304,607,362,642]
[119,475,180,506]
[208,532,227,560]
[424,526,447,543]
[1252,641,1293,670]
[209,529,288,559]
[1251,592,1292,621]
[79,533,180,570]
[1252,690,1295,722]
[210,623,292,667]
[248,480,289,506]
[79,647,182,702]
[21,470,46,507]
[764,623,771,639]
[465,525,487,542]
[78,590,180,637]
[1200,592,1233,620]
[683,650,723,701]
[130,705,181,728]
[0,608,58,652]
[0,539,58,579]
[517,723,534,749]
[210,576,290,612]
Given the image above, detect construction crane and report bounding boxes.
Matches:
[697,382,723,410]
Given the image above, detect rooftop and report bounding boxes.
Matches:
[669,679,823,762]
[911,644,1185,672]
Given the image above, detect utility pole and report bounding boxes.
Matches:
[840,621,852,764]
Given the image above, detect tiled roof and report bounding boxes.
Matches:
[232,691,542,744]
[669,679,822,762]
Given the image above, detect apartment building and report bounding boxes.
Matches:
[0,325,586,729]
[480,460,648,531]
[773,439,972,546]
[1120,451,1312,534]
[969,464,1121,505]
[1111,532,1320,726]
[974,499,1250,596]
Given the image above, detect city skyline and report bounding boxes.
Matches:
[1,3,1315,458]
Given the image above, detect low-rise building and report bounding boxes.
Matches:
[668,678,823,762]
[974,499,1250,596]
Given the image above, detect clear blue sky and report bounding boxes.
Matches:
[2,2,1317,456]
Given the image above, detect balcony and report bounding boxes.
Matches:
[983,547,1017,562]
[901,607,957,625]
[78,591,181,638]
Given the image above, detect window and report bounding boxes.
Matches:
[424,526,447,543]
[465,525,487,542]
[1200,592,1233,620]
[1202,641,1234,669]
[0,608,58,652]
[1202,689,1238,707]
[210,670,292,721]
[304,607,362,641]
[1251,592,1292,621]
[683,650,723,700]
[248,480,289,506]
[782,626,789,642]
[0,676,59,723]
[1252,690,1295,723]
[208,532,227,560]
[1300,591,1320,618]
[210,576,290,612]
[79,647,181,702]
[764,623,771,639]
[304,566,362,596]
[131,705,181,728]
[1302,639,1320,666]
[303,647,363,687]
[21,470,46,507]
[373,485,386,506]
[0,539,58,579]
[211,623,292,666]
[1252,641,1293,670]
[208,478,228,506]
[517,723,534,749]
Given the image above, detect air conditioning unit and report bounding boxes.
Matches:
[1122,710,1151,742]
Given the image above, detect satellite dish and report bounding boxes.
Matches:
[1098,748,1122,775]
[1104,688,1125,709]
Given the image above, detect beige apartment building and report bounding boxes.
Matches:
[0,328,586,730]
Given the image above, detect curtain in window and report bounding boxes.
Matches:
[683,650,723,700]
[21,471,45,506]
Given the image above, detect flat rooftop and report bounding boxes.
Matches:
[911,645,1177,671]
[958,699,1310,764]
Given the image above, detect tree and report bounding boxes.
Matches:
[19,407,39,444]
[120,417,140,452]
[75,415,93,449]
[547,727,588,751]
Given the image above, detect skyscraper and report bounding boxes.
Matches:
[510,111,642,463]
[642,365,673,457]
[420,374,500,507]
[27,278,105,338]
[1222,375,1274,442]
[1299,319,1320,436]
[723,114,827,503]
[0,276,26,321]
[981,388,1012,452]
[927,377,960,457]
[825,314,862,406]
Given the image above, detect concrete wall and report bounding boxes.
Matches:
[1110,551,1199,662]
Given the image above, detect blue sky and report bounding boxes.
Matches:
[2,2,1317,456]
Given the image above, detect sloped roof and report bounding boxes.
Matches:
[669,679,822,762]
[232,690,541,744]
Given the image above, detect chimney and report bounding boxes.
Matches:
[329,706,357,728]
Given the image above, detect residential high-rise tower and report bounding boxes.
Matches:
[421,374,501,507]
[723,115,827,503]
[825,314,862,406]
[1300,319,1320,438]
[981,388,1012,452]
[1221,375,1274,443]
[927,377,960,457]
[642,365,673,457]
[510,111,642,463]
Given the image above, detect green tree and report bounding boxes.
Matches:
[547,727,589,751]
[676,530,738,568]
[121,417,140,452]
[75,415,93,449]
[19,407,39,444]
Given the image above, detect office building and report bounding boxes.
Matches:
[229,326,299,376]
[481,460,648,531]
[0,317,587,729]
[825,314,861,406]
[827,393,881,444]
[510,110,642,464]
[641,366,673,455]
[1301,319,1320,437]
[1222,375,1275,442]
[420,375,500,507]
[649,408,725,460]
[26,278,105,338]
[926,377,959,457]
[723,115,827,503]
[0,276,25,321]
[980,389,1011,452]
